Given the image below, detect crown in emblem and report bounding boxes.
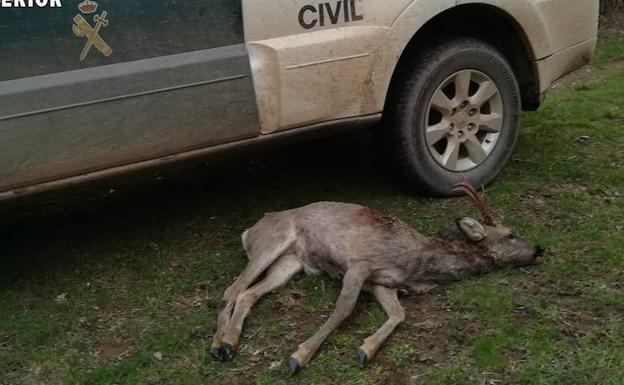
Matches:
[78,0,98,14]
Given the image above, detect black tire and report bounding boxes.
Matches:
[383,37,521,196]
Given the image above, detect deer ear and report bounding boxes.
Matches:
[456,217,487,242]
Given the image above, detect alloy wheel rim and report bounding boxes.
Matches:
[424,69,504,172]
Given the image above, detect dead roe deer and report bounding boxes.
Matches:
[210,178,544,373]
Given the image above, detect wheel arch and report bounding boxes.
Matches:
[378,2,549,113]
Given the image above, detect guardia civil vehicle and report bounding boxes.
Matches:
[0,0,599,199]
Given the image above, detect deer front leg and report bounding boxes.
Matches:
[357,285,405,365]
[288,267,367,373]
[219,255,303,360]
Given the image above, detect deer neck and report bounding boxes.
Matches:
[415,237,496,284]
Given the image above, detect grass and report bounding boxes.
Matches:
[1,39,623,385]
[593,34,624,64]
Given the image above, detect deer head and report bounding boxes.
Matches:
[447,178,545,267]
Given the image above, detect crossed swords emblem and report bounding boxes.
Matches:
[72,11,113,61]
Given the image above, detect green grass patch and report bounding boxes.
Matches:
[594,34,624,64]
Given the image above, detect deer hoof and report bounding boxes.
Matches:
[209,346,225,361]
[220,342,236,361]
[356,348,368,365]
[288,357,302,374]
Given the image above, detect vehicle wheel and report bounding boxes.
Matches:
[383,37,521,196]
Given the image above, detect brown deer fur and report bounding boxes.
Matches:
[210,180,544,373]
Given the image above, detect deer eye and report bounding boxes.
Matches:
[507,233,516,240]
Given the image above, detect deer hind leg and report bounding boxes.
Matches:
[210,230,296,359]
[288,267,367,373]
[222,229,296,302]
[357,285,405,365]
[210,300,233,360]
[219,254,303,361]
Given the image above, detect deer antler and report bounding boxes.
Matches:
[452,177,497,225]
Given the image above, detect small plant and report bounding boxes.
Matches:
[388,344,418,366]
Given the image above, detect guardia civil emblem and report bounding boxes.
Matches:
[72,1,113,61]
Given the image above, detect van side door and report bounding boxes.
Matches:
[0,0,259,192]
